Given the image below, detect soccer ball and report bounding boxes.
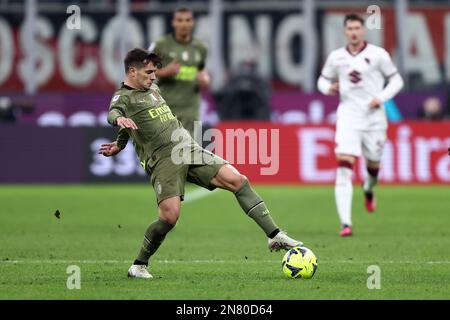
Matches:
[281,246,318,279]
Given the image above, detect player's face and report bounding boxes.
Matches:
[344,20,365,46]
[135,62,157,89]
[172,11,194,38]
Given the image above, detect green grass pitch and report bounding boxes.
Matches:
[0,184,449,299]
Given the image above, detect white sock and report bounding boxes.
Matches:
[363,175,378,192]
[363,170,378,191]
[335,166,353,227]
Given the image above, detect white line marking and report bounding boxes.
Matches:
[1,259,449,265]
[184,187,218,203]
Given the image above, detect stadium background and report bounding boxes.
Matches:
[0,0,449,301]
[0,0,449,184]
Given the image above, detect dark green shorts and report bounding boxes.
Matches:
[148,145,228,204]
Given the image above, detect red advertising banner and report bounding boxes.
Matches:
[1,122,448,184]
[1,6,449,92]
[213,121,450,184]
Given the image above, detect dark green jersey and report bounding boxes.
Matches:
[151,34,207,123]
[107,83,193,168]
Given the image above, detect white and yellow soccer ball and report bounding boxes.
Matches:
[281,246,318,279]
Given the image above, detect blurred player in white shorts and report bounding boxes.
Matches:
[317,13,404,236]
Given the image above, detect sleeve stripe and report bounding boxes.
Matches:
[385,71,398,79]
[110,106,125,113]
[321,74,336,81]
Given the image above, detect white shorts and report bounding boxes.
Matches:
[334,125,386,162]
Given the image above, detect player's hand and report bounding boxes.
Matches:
[165,60,181,76]
[98,141,121,157]
[116,116,138,130]
[369,97,382,109]
[329,82,339,95]
[197,70,211,89]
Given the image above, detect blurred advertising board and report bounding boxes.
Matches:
[1,121,449,184]
[1,5,449,91]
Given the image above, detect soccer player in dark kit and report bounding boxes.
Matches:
[148,6,210,137]
[99,48,302,279]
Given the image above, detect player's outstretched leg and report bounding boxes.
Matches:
[335,159,354,236]
[128,197,178,279]
[210,164,303,251]
[363,164,379,213]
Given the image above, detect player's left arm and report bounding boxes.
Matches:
[371,49,404,108]
[98,128,129,157]
[149,39,181,79]
[197,43,210,89]
[98,141,121,157]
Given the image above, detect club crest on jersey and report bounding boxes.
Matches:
[365,57,371,64]
[111,95,120,102]
[349,70,362,84]
[182,51,189,61]
[149,92,158,104]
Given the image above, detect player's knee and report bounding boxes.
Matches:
[336,154,355,164]
[366,160,380,169]
[163,215,178,225]
[337,159,354,170]
[159,211,179,225]
[232,174,247,191]
[335,161,353,186]
[158,203,180,225]
[217,165,246,191]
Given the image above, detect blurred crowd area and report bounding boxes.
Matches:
[0,0,449,126]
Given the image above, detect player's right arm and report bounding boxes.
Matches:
[155,60,180,78]
[107,94,138,130]
[317,52,339,95]
[149,39,180,78]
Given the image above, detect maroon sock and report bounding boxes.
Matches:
[338,160,354,170]
[367,167,379,178]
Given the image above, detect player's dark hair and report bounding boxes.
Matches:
[124,48,162,73]
[173,6,193,18]
[344,13,364,26]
